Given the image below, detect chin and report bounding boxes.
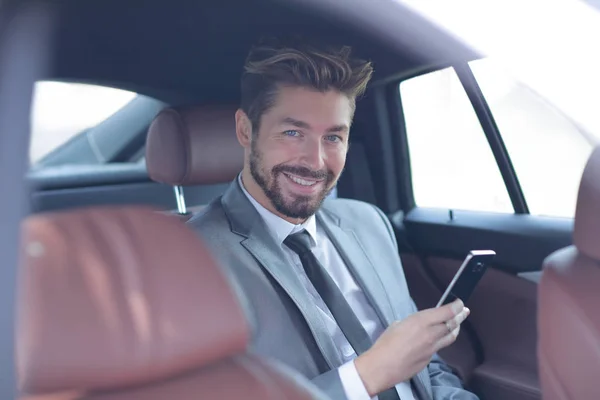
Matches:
[276,194,323,220]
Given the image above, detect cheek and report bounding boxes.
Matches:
[260,150,289,174]
[328,149,347,176]
[267,141,299,166]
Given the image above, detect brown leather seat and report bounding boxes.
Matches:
[538,146,600,400]
[146,105,244,221]
[17,206,329,400]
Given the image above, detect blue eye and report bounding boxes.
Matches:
[284,130,300,137]
[325,135,342,142]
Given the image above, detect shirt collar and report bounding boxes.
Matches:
[238,174,318,247]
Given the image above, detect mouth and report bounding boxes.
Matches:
[282,172,325,193]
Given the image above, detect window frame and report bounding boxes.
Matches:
[32,88,166,169]
[454,62,529,214]
[391,60,530,215]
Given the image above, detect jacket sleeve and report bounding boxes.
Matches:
[310,368,349,400]
[427,352,479,400]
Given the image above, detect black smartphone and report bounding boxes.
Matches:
[436,250,496,307]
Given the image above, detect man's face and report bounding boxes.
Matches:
[243,86,352,222]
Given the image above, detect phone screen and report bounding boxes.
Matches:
[436,250,496,307]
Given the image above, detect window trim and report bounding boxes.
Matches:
[387,83,415,212]
[390,62,460,214]
[373,85,401,213]
[454,62,529,214]
[34,94,165,168]
[392,61,530,215]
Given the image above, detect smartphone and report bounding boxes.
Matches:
[436,250,496,308]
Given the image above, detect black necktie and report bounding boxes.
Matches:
[285,231,401,400]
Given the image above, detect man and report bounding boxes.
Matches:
[189,38,478,400]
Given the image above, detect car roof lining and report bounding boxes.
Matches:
[43,0,479,104]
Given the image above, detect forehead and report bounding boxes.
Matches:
[264,85,353,130]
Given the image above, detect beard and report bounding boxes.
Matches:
[249,141,336,220]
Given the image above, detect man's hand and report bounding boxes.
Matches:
[355,299,469,397]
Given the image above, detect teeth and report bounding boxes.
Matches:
[287,174,317,186]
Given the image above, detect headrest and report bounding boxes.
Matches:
[18,206,250,395]
[574,145,600,260]
[146,105,244,186]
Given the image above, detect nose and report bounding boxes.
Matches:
[299,136,325,171]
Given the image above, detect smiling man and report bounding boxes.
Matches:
[190,38,477,400]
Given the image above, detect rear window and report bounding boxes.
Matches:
[30,81,136,164]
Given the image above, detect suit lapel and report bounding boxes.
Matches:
[316,209,396,327]
[221,181,344,368]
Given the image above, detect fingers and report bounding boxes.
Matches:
[433,307,470,351]
[445,307,470,331]
[435,325,461,351]
[421,299,465,325]
[433,307,468,337]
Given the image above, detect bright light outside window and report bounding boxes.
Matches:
[400,67,513,213]
[470,58,594,218]
[29,81,137,164]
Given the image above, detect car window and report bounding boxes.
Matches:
[470,58,595,218]
[30,81,137,165]
[399,67,514,213]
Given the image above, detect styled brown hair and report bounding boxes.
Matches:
[240,37,374,133]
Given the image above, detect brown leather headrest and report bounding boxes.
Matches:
[17,207,250,395]
[146,105,245,186]
[574,145,600,260]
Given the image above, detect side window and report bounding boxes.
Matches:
[470,58,596,218]
[30,81,138,166]
[399,67,513,213]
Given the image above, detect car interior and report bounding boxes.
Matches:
[18,206,329,400]
[1,0,598,399]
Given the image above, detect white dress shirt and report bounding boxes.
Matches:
[239,176,414,400]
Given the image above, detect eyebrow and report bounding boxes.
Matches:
[281,117,349,133]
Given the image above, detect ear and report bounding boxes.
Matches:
[235,109,252,148]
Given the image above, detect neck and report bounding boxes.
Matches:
[240,167,307,225]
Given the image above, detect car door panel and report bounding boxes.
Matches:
[472,362,540,400]
[401,253,541,400]
[396,207,573,273]
[390,207,572,400]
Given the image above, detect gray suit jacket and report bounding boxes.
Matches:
[189,181,478,400]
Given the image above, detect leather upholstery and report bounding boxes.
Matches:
[20,356,327,400]
[573,146,600,260]
[17,207,327,400]
[538,146,600,400]
[146,105,244,186]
